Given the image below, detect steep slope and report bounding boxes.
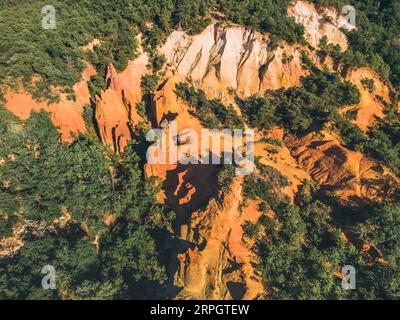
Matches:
[149,3,399,299]
[3,63,96,142]
[285,130,399,203]
[175,177,264,300]
[344,67,392,132]
[159,24,307,99]
[95,53,148,153]
[288,0,355,50]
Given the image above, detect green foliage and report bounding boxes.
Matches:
[0,0,311,101]
[136,101,147,119]
[175,83,244,129]
[311,0,400,92]
[273,87,330,133]
[217,0,305,44]
[264,137,283,147]
[243,161,290,213]
[336,109,400,175]
[243,174,351,299]
[0,107,175,299]
[243,69,360,134]
[361,78,376,93]
[246,177,400,299]
[351,202,400,299]
[255,200,361,299]
[335,117,366,150]
[239,70,400,298]
[301,70,361,107]
[0,219,172,299]
[240,96,277,130]
[300,51,314,69]
[0,0,125,100]
[82,104,100,142]
[217,164,236,193]
[2,0,400,301]
[364,120,400,176]
[150,54,166,72]
[88,75,106,98]
[318,35,343,58]
[0,0,215,100]
[141,74,159,95]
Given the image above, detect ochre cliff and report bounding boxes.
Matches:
[285,130,399,204]
[149,3,398,299]
[344,67,392,132]
[159,24,307,99]
[175,177,264,300]
[3,63,96,142]
[288,0,355,51]
[95,53,149,153]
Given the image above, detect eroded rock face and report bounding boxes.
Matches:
[3,63,96,142]
[314,55,393,132]
[95,54,149,153]
[175,177,264,300]
[2,0,399,300]
[344,67,391,132]
[288,0,355,51]
[159,24,307,99]
[3,52,149,152]
[285,130,399,203]
[253,128,312,200]
[147,11,398,299]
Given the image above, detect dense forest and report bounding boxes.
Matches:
[2,0,400,100]
[242,166,400,299]
[223,66,400,299]
[0,106,180,299]
[313,0,400,93]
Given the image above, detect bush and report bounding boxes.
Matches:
[175,83,243,129]
[0,108,175,299]
[361,78,376,93]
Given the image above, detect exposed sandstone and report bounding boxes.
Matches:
[254,129,312,200]
[159,24,307,99]
[344,67,391,132]
[288,0,355,51]
[2,0,399,299]
[175,177,264,300]
[3,63,96,142]
[95,53,149,153]
[285,130,399,203]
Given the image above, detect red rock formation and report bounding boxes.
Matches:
[254,129,312,200]
[3,51,149,151]
[95,53,149,153]
[3,63,96,142]
[344,67,391,132]
[3,0,399,299]
[285,130,399,203]
[175,177,264,299]
[95,84,132,153]
[147,9,399,299]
